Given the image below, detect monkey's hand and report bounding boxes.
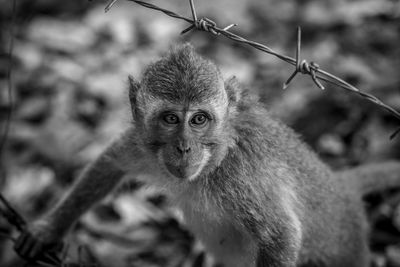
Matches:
[14,219,64,262]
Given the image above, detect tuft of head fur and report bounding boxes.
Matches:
[140,43,224,105]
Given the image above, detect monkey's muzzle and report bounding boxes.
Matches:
[165,162,200,180]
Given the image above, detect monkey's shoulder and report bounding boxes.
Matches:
[221,106,332,185]
[232,108,305,161]
[104,126,160,172]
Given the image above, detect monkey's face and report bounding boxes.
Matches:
[144,102,227,181]
[129,44,235,181]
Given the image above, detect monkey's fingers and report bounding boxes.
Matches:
[14,231,45,260]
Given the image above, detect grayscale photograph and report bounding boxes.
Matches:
[0,0,400,266]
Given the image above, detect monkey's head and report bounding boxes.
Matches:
[129,44,239,181]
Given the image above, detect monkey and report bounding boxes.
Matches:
[14,43,400,267]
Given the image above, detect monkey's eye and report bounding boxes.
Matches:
[163,113,179,124]
[190,113,208,127]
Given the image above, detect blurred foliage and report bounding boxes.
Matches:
[0,0,400,266]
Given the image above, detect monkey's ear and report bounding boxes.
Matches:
[225,76,242,105]
[128,75,140,116]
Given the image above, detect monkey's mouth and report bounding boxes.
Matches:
[165,163,201,180]
[157,149,211,181]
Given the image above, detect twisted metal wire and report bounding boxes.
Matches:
[105,0,400,138]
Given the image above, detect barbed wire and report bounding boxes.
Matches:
[0,191,104,267]
[105,0,400,139]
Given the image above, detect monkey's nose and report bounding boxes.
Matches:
[176,145,191,154]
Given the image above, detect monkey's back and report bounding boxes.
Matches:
[253,112,370,266]
[216,99,370,266]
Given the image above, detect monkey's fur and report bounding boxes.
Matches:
[15,44,400,267]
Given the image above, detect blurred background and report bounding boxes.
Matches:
[0,0,400,266]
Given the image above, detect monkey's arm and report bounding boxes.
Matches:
[44,150,125,236]
[255,220,300,267]
[233,192,301,267]
[15,128,140,259]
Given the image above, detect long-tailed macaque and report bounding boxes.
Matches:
[15,44,400,267]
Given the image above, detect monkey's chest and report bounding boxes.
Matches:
[177,200,257,267]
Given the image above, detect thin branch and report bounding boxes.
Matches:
[0,0,17,157]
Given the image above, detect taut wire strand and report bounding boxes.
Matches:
[104,0,400,138]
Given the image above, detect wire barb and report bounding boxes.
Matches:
[309,62,325,90]
[223,23,237,31]
[189,0,198,23]
[181,0,237,35]
[181,17,222,35]
[283,27,325,90]
[105,0,119,12]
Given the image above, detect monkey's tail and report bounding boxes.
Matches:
[337,161,400,195]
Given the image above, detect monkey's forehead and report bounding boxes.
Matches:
[142,74,225,104]
[141,93,227,111]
